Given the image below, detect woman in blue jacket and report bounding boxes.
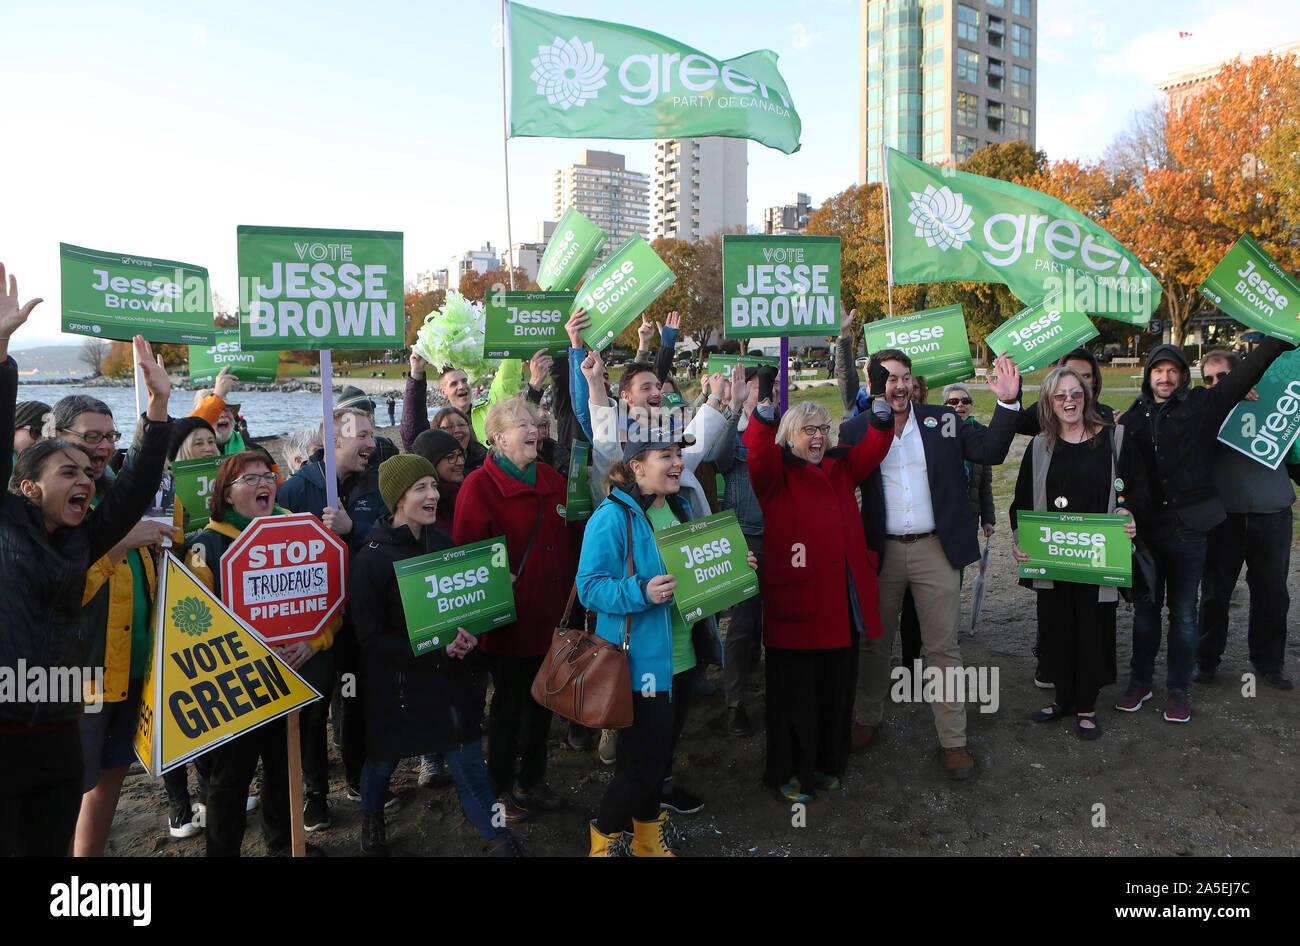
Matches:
[577,431,755,857]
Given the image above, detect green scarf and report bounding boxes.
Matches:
[495,454,537,486]
[220,505,287,532]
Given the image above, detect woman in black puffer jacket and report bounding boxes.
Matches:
[0,298,173,856]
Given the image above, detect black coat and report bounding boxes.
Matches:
[839,400,1020,570]
[348,518,487,760]
[0,356,172,727]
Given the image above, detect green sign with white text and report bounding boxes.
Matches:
[564,440,595,522]
[985,294,1099,373]
[537,208,606,292]
[483,292,574,358]
[237,225,403,351]
[705,353,779,376]
[172,456,226,533]
[863,305,974,386]
[394,536,516,654]
[573,234,676,351]
[60,243,214,345]
[1216,348,1300,469]
[653,510,758,624]
[1198,234,1300,345]
[1016,511,1131,587]
[723,235,840,339]
[188,326,281,384]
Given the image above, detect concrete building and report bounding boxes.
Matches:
[502,221,558,286]
[410,268,448,294]
[554,151,649,261]
[1156,39,1300,112]
[764,193,817,235]
[446,243,498,292]
[652,137,748,242]
[859,0,1037,183]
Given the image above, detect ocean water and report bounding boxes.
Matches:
[14,383,407,443]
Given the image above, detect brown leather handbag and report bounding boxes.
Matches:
[531,508,635,729]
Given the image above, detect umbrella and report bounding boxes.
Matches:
[968,536,991,636]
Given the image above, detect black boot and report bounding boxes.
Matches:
[361,813,390,857]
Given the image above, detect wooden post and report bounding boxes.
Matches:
[286,710,306,857]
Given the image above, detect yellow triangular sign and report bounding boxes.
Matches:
[134,552,321,776]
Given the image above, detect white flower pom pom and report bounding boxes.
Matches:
[413,291,498,383]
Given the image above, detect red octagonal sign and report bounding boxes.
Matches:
[221,513,349,645]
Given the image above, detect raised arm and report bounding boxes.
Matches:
[401,352,431,453]
[741,404,786,505]
[1204,336,1296,429]
[653,312,680,381]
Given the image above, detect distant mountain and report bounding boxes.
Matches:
[10,345,93,379]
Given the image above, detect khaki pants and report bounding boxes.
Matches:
[859,535,967,747]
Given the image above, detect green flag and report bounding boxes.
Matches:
[886,149,1159,325]
[1216,349,1300,470]
[508,2,801,154]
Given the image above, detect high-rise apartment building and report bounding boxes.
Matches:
[859,0,1037,183]
[764,193,816,236]
[446,243,498,292]
[652,137,748,242]
[554,150,649,261]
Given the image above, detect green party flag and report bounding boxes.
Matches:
[508,2,801,154]
[1216,349,1300,470]
[886,149,1159,325]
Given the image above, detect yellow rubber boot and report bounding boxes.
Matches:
[631,811,677,857]
[588,820,627,857]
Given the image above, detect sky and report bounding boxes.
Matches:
[3,0,1296,348]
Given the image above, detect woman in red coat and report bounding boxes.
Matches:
[453,395,577,822]
[743,397,894,801]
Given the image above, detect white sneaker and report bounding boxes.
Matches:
[246,795,259,812]
[169,810,202,839]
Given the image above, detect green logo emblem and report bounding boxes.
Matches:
[171,597,213,637]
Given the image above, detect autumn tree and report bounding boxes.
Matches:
[101,341,134,379]
[404,288,445,348]
[960,139,1046,182]
[1103,99,1177,187]
[456,267,533,305]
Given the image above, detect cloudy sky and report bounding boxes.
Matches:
[3,0,1295,347]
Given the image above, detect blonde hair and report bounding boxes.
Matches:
[1038,366,1105,451]
[484,396,539,454]
[775,401,831,449]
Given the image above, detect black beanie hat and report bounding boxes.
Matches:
[169,416,217,462]
[412,428,463,467]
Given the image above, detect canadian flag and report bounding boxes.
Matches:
[1178,31,1194,38]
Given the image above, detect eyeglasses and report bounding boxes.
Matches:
[235,472,278,487]
[800,424,831,437]
[1052,391,1086,402]
[60,428,122,445]
[445,450,465,462]
[945,397,973,406]
[1205,371,1229,386]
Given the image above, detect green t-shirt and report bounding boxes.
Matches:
[645,502,696,675]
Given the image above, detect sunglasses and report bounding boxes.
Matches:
[1205,371,1229,386]
[1052,390,1086,402]
[945,397,972,406]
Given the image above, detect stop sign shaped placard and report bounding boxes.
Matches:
[221,513,349,645]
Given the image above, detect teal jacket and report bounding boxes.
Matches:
[576,486,721,697]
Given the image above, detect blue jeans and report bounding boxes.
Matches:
[1131,525,1207,693]
[361,743,503,841]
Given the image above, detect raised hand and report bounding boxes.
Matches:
[987,353,1022,404]
[0,261,43,361]
[409,351,427,380]
[213,364,236,401]
[665,311,681,331]
[580,347,605,386]
[528,348,553,388]
[729,361,749,411]
[135,335,172,421]
[566,307,591,349]
[840,301,857,336]
[637,314,655,349]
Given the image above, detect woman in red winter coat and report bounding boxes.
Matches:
[453,395,577,821]
[743,396,894,802]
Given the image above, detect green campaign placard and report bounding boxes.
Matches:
[573,234,677,352]
[1216,348,1300,469]
[723,235,840,339]
[188,326,281,384]
[705,353,779,376]
[60,243,214,345]
[171,456,226,532]
[537,207,606,292]
[654,510,758,624]
[862,305,974,386]
[564,440,595,523]
[1199,234,1300,345]
[393,536,516,654]
[237,225,403,351]
[1016,511,1132,587]
[483,291,574,358]
[985,294,1099,374]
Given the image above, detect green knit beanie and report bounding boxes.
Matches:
[379,454,438,514]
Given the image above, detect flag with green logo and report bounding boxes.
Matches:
[508,2,801,154]
[1198,234,1300,345]
[1216,349,1300,469]
[886,149,1159,325]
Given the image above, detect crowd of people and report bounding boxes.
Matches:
[1,257,1295,857]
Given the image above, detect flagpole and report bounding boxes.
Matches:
[881,142,894,318]
[501,0,517,291]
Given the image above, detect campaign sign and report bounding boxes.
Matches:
[705,353,780,376]
[189,326,280,384]
[723,235,841,339]
[537,207,606,292]
[60,242,214,345]
[394,536,516,655]
[237,225,404,350]
[1199,234,1300,345]
[573,234,677,351]
[985,294,1099,374]
[863,305,975,386]
[654,510,758,624]
[1216,348,1300,469]
[1016,511,1132,587]
[564,440,595,523]
[221,513,348,644]
[483,292,574,358]
[172,456,226,532]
